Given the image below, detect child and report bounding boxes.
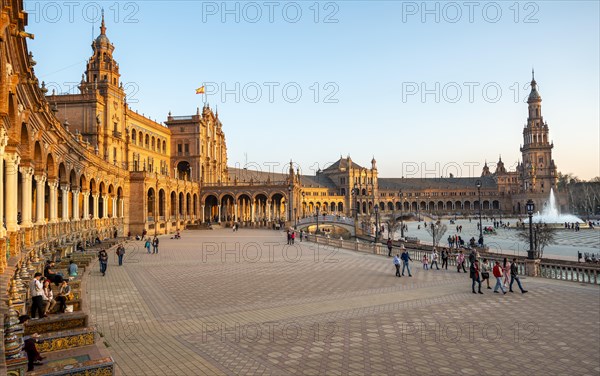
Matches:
[422,254,429,270]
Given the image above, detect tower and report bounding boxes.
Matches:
[519,71,557,193]
[79,11,126,165]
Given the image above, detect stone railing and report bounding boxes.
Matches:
[538,262,600,284]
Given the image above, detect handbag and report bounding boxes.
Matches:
[482,272,490,279]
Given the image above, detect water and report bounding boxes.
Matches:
[533,188,583,224]
[391,218,599,261]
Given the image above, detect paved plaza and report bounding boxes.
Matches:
[86,230,600,376]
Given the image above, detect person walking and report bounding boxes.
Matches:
[393,254,401,277]
[502,257,511,288]
[145,238,151,254]
[116,245,125,266]
[431,248,440,270]
[29,273,45,319]
[509,258,528,293]
[481,258,491,289]
[387,238,393,257]
[152,236,159,254]
[300,230,304,242]
[457,251,466,273]
[400,246,413,277]
[492,260,507,294]
[441,249,448,270]
[470,259,483,294]
[98,249,108,276]
[422,254,429,270]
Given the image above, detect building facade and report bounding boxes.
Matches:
[1,0,567,276]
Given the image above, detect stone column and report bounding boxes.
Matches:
[34,175,47,225]
[251,200,255,223]
[82,191,90,219]
[120,197,124,218]
[72,188,80,221]
[103,196,109,218]
[201,205,205,222]
[217,204,221,223]
[267,201,272,221]
[48,180,59,223]
[60,184,70,222]
[234,203,238,222]
[4,153,20,232]
[19,166,34,227]
[0,130,7,238]
[92,194,99,219]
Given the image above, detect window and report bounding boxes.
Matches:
[184,144,189,155]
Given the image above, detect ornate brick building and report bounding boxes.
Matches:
[0,1,567,273]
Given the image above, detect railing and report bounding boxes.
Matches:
[297,215,355,227]
[539,262,599,284]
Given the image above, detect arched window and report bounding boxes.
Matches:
[131,129,136,144]
[145,134,149,147]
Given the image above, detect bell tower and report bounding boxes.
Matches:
[78,10,126,166]
[519,71,557,194]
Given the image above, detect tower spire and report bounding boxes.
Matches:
[100,9,106,35]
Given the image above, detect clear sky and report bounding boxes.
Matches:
[24,0,599,180]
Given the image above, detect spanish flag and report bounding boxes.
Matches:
[196,86,205,94]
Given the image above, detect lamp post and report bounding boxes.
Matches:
[352,184,358,219]
[476,180,483,247]
[416,194,420,222]
[431,222,436,246]
[316,206,320,234]
[155,173,158,236]
[526,199,535,259]
[302,192,305,218]
[374,205,379,241]
[288,185,292,224]
[399,191,404,239]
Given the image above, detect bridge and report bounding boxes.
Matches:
[296,215,357,236]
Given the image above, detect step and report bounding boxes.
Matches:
[28,345,114,376]
[25,312,88,335]
[37,327,96,353]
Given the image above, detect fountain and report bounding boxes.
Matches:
[532,189,583,224]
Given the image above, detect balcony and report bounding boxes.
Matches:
[113,130,122,139]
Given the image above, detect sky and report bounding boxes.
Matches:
[24,0,600,180]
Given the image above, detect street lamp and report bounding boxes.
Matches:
[288,185,292,223]
[431,222,436,246]
[316,205,320,234]
[476,179,483,247]
[302,192,305,217]
[399,191,404,239]
[416,194,420,222]
[526,199,535,259]
[352,184,358,219]
[374,205,379,241]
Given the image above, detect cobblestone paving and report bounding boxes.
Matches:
[87,229,600,376]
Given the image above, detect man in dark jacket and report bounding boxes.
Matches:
[509,258,528,293]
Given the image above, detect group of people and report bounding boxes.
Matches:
[144,236,160,254]
[30,272,74,320]
[392,246,529,295]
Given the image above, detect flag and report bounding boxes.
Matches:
[196,86,205,94]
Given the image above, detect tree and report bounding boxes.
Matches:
[426,223,447,246]
[384,212,403,240]
[516,222,556,258]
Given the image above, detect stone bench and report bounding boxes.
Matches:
[36,327,96,353]
[24,311,88,335]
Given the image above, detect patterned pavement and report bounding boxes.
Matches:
[86,229,600,376]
